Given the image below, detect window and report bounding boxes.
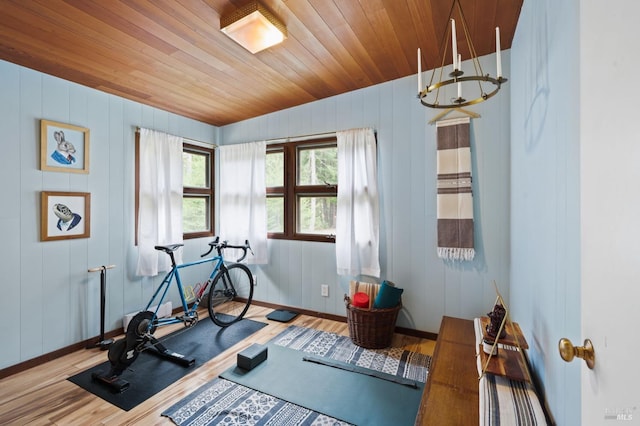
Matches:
[182,142,215,239]
[135,136,214,242]
[266,138,337,242]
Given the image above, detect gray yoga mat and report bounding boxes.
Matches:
[220,344,424,426]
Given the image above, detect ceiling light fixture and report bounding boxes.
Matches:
[220,1,287,54]
[417,0,507,109]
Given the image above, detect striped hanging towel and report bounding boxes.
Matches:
[436,117,475,261]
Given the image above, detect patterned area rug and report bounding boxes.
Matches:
[164,378,352,426]
[273,325,431,383]
[162,325,431,425]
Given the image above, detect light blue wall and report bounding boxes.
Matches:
[222,52,512,335]
[510,0,581,424]
[0,59,218,370]
[1,50,512,370]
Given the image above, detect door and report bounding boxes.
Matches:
[581,1,640,424]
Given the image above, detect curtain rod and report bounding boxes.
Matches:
[135,126,216,148]
[262,128,376,144]
[263,131,337,145]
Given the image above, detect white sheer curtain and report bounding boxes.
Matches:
[136,128,184,276]
[336,128,380,278]
[218,141,267,264]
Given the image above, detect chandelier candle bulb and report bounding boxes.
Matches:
[451,19,458,70]
[417,48,422,93]
[496,27,502,78]
[457,54,462,99]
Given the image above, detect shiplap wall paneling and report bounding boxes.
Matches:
[104,97,127,334]
[0,60,22,367]
[85,90,109,339]
[376,80,395,284]
[220,54,511,332]
[390,77,415,304]
[20,69,46,362]
[41,75,74,352]
[0,60,218,370]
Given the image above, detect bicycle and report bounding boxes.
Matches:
[92,237,254,392]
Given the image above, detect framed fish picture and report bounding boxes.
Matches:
[41,191,91,241]
[40,119,90,173]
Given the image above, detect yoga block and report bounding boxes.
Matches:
[237,344,268,370]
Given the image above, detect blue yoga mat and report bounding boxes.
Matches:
[220,344,424,426]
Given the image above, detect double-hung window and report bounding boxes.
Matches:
[135,136,214,242]
[182,142,214,239]
[266,137,337,242]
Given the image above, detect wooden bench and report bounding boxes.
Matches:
[415,316,547,425]
[415,316,479,425]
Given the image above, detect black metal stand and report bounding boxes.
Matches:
[87,265,116,350]
[90,335,194,393]
[91,310,195,393]
[146,335,196,367]
[91,370,130,393]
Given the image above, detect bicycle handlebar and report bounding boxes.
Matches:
[200,236,220,257]
[201,236,253,262]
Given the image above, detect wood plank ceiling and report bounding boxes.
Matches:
[0,0,523,127]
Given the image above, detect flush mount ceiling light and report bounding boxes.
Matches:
[220,1,287,54]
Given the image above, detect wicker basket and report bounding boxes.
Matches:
[345,298,401,349]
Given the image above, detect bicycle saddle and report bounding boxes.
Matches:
[154,244,184,253]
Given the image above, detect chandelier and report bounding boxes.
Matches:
[417,0,507,109]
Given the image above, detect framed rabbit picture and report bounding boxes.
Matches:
[40,119,90,173]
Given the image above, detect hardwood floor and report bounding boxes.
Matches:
[0,305,436,425]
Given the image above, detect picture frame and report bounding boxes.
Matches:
[40,119,90,173]
[41,191,91,241]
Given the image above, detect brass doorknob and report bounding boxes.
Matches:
[558,338,595,369]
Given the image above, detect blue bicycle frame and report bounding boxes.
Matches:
[144,253,225,326]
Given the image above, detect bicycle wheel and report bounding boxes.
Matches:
[207,263,253,327]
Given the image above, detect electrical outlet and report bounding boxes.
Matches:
[252,275,257,286]
[321,284,329,297]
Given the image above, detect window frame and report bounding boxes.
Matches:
[182,142,215,240]
[135,135,215,243]
[267,137,337,243]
